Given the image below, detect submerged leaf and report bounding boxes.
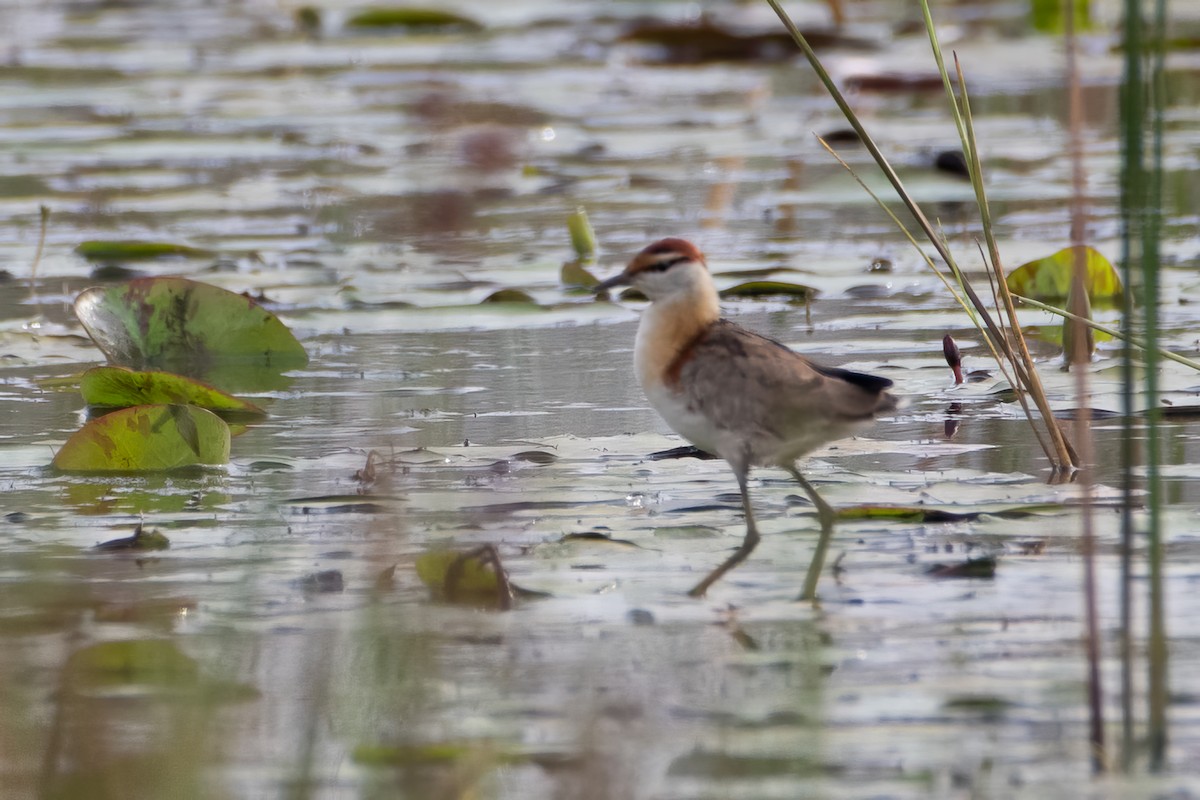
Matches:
[73,277,308,375]
[1006,245,1121,302]
[75,240,213,261]
[52,404,231,473]
[80,366,265,416]
[65,640,199,690]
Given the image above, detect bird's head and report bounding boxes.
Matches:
[595,238,710,303]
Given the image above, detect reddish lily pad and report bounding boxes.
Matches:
[73,277,308,375]
[1006,245,1121,302]
[80,366,265,416]
[52,404,231,473]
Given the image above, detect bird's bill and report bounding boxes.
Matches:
[594,272,631,292]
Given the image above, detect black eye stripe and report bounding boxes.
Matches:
[646,255,687,272]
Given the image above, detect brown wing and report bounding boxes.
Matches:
[671,320,894,441]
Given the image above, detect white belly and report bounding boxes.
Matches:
[643,382,722,455]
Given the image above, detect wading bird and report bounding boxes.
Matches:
[597,238,896,599]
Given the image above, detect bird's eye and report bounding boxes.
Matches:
[647,256,686,273]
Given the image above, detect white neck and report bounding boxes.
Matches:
[633,283,721,391]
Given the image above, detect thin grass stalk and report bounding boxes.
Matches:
[953,55,1077,468]
[1117,0,1144,771]
[1145,0,1168,770]
[764,0,1066,467]
[1012,296,1200,372]
[1064,0,1104,771]
[815,135,1057,460]
[29,205,48,300]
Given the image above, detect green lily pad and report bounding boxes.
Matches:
[416,549,502,599]
[75,240,213,261]
[80,366,265,417]
[73,277,308,375]
[718,280,816,300]
[52,404,231,473]
[1006,245,1121,302]
[345,7,482,30]
[561,260,600,288]
[481,288,537,304]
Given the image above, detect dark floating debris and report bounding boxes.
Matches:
[94,522,170,552]
[925,555,998,579]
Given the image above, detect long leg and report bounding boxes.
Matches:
[785,466,836,603]
[688,466,760,597]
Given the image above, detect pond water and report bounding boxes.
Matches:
[2,0,1200,797]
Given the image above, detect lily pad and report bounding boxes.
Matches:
[718,280,816,300]
[562,260,600,288]
[52,404,231,473]
[75,240,213,261]
[73,277,308,375]
[415,546,530,609]
[1006,245,1121,302]
[80,366,265,417]
[481,288,537,304]
[345,8,482,30]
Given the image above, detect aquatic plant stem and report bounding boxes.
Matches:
[1119,0,1169,771]
[29,204,49,303]
[1064,3,1104,771]
[951,53,1077,470]
[1010,296,1200,373]
[765,0,1076,469]
[1145,0,1169,770]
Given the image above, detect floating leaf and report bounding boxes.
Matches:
[718,280,816,300]
[297,569,344,593]
[925,555,998,579]
[481,288,537,304]
[346,7,482,30]
[353,741,485,767]
[512,449,557,465]
[416,546,519,609]
[282,495,393,514]
[80,366,265,417]
[75,240,212,261]
[620,19,870,64]
[73,277,308,375]
[52,404,231,473]
[416,549,501,598]
[1006,245,1121,302]
[566,207,596,261]
[561,260,599,288]
[943,694,1015,715]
